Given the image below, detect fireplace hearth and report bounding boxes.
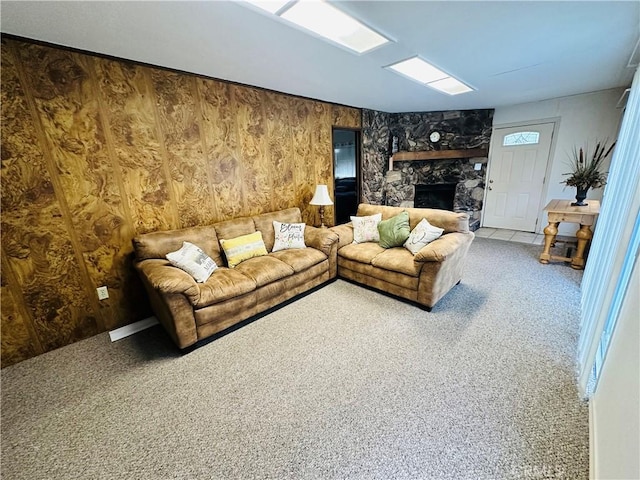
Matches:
[414,183,457,210]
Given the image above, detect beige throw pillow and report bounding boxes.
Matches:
[404,218,445,255]
[272,221,306,252]
[166,241,218,282]
[351,213,382,244]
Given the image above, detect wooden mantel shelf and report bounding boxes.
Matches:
[389,148,488,170]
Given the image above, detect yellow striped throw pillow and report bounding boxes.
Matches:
[219,231,268,268]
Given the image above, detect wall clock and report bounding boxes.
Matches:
[429,130,441,143]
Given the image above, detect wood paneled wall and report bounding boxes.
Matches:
[0,38,361,367]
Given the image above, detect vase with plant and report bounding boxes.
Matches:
[562,140,615,206]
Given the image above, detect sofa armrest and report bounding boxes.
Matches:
[304,226,339,257]
[135,259,200,304]
[329,223,354,249]
[414,232,475,263]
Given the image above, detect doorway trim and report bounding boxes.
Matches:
[483,116,561,233]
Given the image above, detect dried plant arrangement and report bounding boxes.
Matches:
[562,140,615,190]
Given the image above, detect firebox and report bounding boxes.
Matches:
[414,183,457,210]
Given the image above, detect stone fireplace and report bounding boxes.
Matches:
[383,155,487,231]
[361,108,493,232]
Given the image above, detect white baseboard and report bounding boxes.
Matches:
[109,317,159,342]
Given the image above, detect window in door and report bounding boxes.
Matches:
[502,131,540,146]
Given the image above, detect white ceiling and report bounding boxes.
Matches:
[2,1,639,113]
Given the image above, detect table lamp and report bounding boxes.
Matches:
[310,184,333,228]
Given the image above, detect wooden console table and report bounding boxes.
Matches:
[539,199,600,270]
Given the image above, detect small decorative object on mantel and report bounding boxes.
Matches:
[561,140,615,206]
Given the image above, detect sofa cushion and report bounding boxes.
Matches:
[414,209,469,234]
[194,292,258,328]
[270,248,326,273]
[414,232,475,263]
[338,242,386,264]
[357,204,406,222]
[253,208,302,252]
[356,203,469,234]
[220,231,268,268]
[404,218,445,255]
[196,268,257,308]
[272,221,306,252]
[234,255,295,287]
[338,258,419,291]
[371,248,423,277]
[351,213,382,243]
[378,211,411,248]
[133,225,222,265]
[214,216,256,243]
[166,241,218,283]
[305,227,339,256]
[135,259,200,305]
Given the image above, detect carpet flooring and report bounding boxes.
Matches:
[1,237,589,479]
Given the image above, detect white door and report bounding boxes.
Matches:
[483,123,554,232]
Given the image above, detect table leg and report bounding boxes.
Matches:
[539,222,559,264]
[571,224,593,270]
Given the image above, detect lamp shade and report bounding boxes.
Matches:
[309,185,333,206]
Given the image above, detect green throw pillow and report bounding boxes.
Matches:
[377,211,411,248]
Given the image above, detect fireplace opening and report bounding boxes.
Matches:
[414,183,456,210]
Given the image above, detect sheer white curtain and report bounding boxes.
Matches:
[577,66,640,398]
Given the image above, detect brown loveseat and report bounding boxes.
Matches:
[133,208,338,349]
[331,204,474,311]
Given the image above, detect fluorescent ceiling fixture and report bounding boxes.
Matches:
[386,57,474,96]
[245,0,291,14]
[279,1,390,54]
[387,57,448,84]
[428,76,473,95]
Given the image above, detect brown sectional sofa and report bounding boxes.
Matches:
[133,208,338,349]
[133,203,475,350]
[330,204,475,311]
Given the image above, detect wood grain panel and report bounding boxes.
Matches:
[89,58,156,328]
[233,85,272,215]
[151,70,217,228]
[1,252,41,367]
[196,78,244,220]
[17,44,140,331]
[332,105,362,129]
[289,97,316,225]
[93,58,176,234]
[264,92,295,212]
[2,41,102,349]
[311,101,334,226]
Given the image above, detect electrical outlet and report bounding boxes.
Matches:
[97,286,109,300]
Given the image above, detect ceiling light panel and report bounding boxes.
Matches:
[427,77,473,95]
[386,57,448,84]
[279,1,390,54]
[386,57,474,96]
